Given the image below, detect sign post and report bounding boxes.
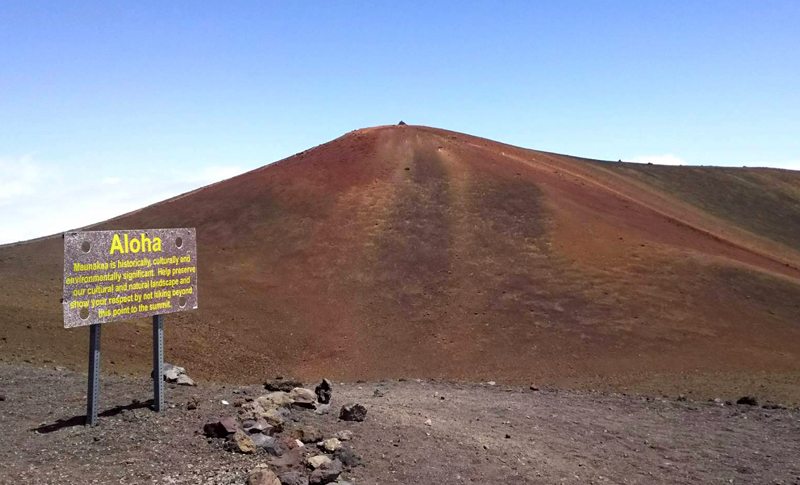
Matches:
[153,314,164,413]
[62,228,197,425]
[87,324,101,426]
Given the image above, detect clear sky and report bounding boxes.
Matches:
[1,1,799,244]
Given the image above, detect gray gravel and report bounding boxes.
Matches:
[1,364,799,484]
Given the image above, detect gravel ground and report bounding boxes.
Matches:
[0,363,799,485]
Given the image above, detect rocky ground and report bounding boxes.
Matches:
[1,363,799,485]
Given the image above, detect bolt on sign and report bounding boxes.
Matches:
[63,228,197,426]
[63,229,197,327]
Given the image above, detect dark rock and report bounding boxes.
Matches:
[737,396,758,406]
[203,417,240,438]
[334,446,361,468]
[315,379,332,404]
[0,394,5,402]
[529,385,539,391]
[279,471,309,485]
[677,394,687,402]
[186,396,200,410]
[398,121,407,126]
[309,459,343,484]
[250,433,274,449]
[265,378,304,392]
[262,437,291,457]
[373,389,385,398]
[339,403,367,422]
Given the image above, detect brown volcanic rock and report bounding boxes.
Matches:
[2,125,800,399]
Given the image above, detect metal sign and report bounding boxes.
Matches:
[62,228,198,426]
[63,228,197,328]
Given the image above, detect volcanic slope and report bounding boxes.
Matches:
[2,125,800,402]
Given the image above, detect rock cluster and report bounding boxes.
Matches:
[204,378,364,485]
[157,363,196,386]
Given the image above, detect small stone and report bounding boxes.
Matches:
[424,419,432,426]
[373,389,385,398]
[333,446,361,468]
[320,438,341,452]
[339,403,367,422]
[737,396,758,406]
[288,388,317,409]
[291,425,323,443]
[176,374,196,386]
[243,418,273,435]
[309,459,343,484]
[0,394,5,402]
[203,417,240,438]
[246,467,281,485]
[278,471,309,485]
[315,404,331,415]
[530,385,539,391]
[257,392,295,410]
[226,429,256,454]
[306,455,332,469]
[335,430,353,441]
[265,378,304,392]
[186,396,200,410]
[315,379,332,404]
[250,434,274,449]
[487,381,496,386]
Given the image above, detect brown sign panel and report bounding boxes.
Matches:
[63,228,197,328]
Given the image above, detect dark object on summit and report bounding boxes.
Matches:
[339,403,367,422]
[398,120,407,125]
[737,396,758,406]
[315,378,332,404]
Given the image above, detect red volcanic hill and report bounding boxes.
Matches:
[2,125,800,401]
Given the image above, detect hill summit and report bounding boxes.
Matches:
[2,125,800,401]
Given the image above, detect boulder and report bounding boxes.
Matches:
[398,120,407,126]
[226,429,256,454]
[288,388,317,409]
[309,459,343,484]
[314,379,332,404]
[339,403,367,422]
[278,471,309,485]
[203,417,240,438]
[306,455,332,469]
[246,466,281,485]
[265,378,304,392]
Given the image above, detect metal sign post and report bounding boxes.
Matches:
[152,314,164,412]
[62,228,198,426]
[86,324,102,426]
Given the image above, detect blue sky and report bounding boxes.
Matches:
[1,1,799,243]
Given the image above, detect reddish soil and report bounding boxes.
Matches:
[1,125,800,403]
